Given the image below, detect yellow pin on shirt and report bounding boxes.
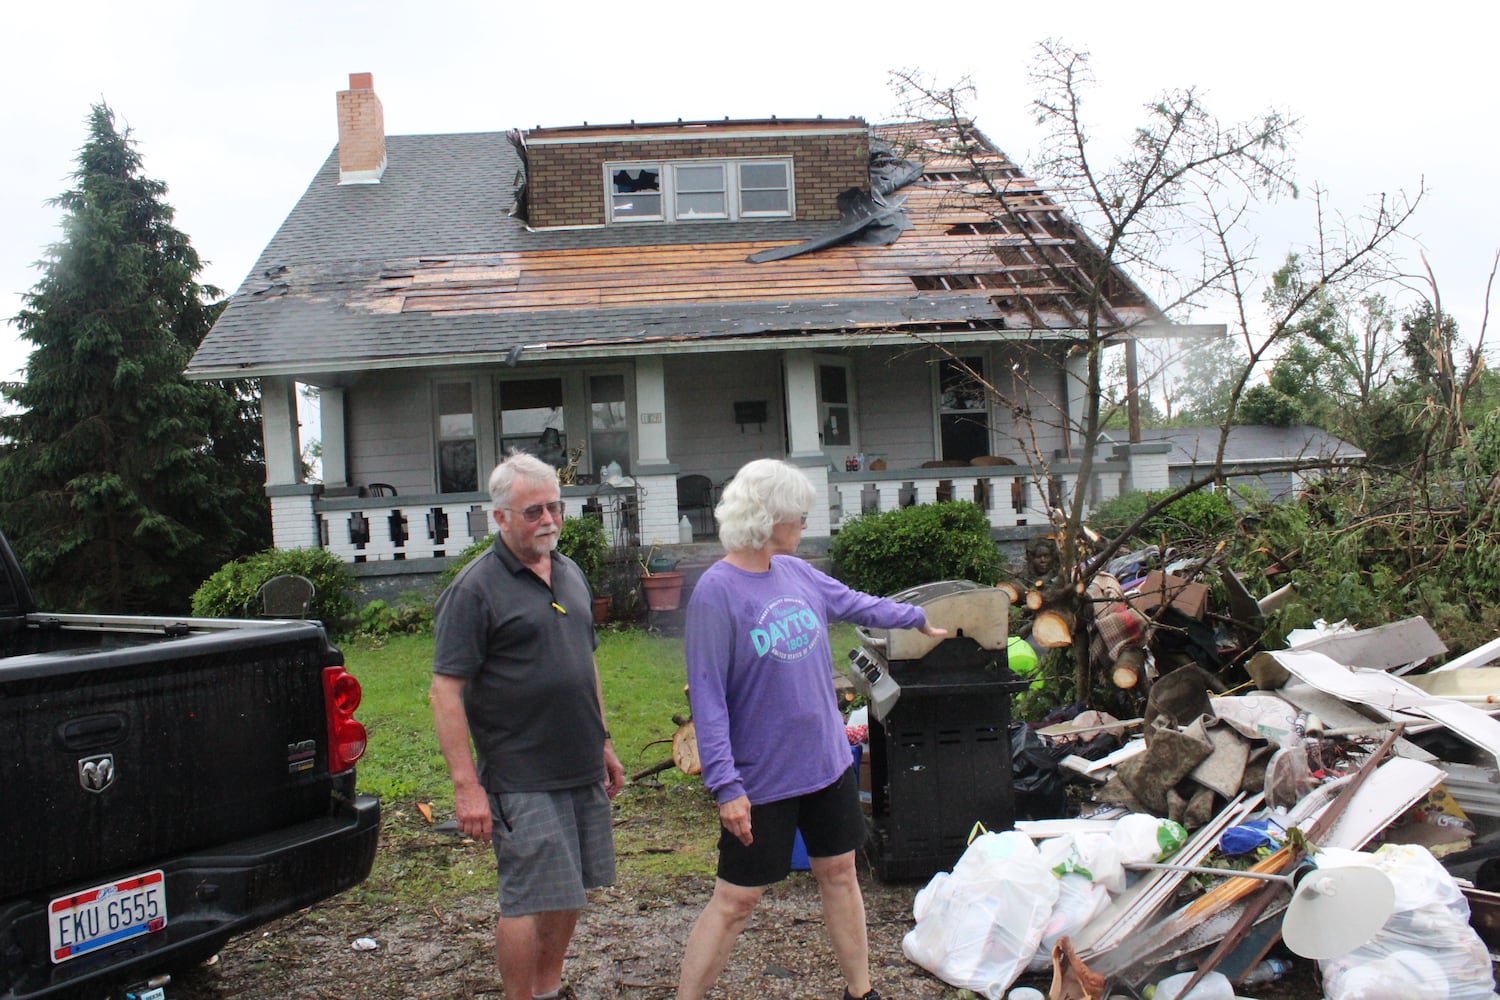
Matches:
[552,602,567,615]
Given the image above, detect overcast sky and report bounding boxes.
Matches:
[3,1,1494,386]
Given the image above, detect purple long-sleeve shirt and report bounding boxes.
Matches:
[684,555,927,806]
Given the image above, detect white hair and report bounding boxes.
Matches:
[488,451,558,509]
[715,459,815,552]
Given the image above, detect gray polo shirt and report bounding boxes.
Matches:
[433,538,603,793]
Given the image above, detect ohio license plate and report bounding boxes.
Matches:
[49,869,167,963]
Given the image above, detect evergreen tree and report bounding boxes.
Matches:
[0,104,269,613]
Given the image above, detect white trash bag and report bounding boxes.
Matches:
[902,831,1060,999]
[1318,844,1497,1000]
[1113,812,1188,866]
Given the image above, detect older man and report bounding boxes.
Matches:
[432,452,624,1000]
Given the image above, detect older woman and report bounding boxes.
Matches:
[675,459,945,1000]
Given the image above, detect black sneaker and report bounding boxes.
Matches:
[844,990,881,1000]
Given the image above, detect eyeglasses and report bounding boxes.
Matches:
[505,500,565,523]
[799,513,809,526]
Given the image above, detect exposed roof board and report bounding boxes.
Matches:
[188,121,1171,379]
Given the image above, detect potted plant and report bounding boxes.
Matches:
[558,516,612,624]
[638,543,685,611]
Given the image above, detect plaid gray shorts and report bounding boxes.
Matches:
[490,784,615,916]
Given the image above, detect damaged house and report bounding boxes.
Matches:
[186,73,1210,584]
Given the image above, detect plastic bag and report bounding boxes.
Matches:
[1027,872,1111,973]
[901,831,1060,999]
[1149,969,1236,1000]
[1113,813,1188,866]
[1037,831,1125,894]
[1218,818,1284,856]
[1319,844,1496,1000]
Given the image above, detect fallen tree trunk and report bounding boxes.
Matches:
[1111,645,1146,689]
[1034,607,1075,648]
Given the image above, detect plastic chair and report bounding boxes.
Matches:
[676,474,715,536]
[361,483,397,497]
[251,574,316,618]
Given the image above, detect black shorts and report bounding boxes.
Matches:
[717,765,867,887]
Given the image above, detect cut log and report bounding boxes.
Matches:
[671,721,701,775]
[1026,589,1045,612]
[1112,645,1146,689]
[996,580,1024,605]
[1034,608,1075,648]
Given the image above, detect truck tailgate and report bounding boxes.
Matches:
[2,621,345,900]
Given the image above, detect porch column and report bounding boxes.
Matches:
[635,356,668,465]
[1063,350,1090,460]
[320,387,349,489]
[782,350,822,460]
[262,375,304,487]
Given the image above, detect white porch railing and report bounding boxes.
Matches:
[826,459,1127,532]
[315,486,642,563]
[307,460,1130,563]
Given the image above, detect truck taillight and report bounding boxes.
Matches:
[322,666,368,774]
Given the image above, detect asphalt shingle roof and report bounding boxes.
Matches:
[1132,425,1366,466]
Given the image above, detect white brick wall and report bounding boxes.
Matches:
[271,494,320,550]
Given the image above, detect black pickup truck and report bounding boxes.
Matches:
[0,529,380,1000]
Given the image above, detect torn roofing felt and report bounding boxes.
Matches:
[747,140,923,263]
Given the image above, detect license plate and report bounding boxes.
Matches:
[49,869,167,963]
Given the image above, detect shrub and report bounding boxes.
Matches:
[558,516,611,593]
[355,595,433,639]
[191,547,357,633]
[438,535,494,591]
[830,501,1004,596]
[435,518,613,595]
[1088,488,1237,547]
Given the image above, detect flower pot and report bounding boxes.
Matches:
[591,595,610,625]
[640,571,685,611]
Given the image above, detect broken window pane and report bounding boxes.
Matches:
[612,166,662,219]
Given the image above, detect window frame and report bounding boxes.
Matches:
[604,156,794,224]
[487,366,636,483]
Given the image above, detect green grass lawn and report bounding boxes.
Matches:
[339,623,863,899]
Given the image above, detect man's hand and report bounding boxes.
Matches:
[453,781,492,841]
[719,794,753,846]
[603,742,625,798]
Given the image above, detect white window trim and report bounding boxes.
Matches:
[605,157,794,224]
[933,351,995,460]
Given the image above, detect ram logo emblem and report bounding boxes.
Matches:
[78,753,115,793]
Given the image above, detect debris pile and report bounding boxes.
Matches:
[881,541,1500,999]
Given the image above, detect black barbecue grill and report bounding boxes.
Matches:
[847,580,1028,881]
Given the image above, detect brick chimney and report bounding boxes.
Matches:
[336,72,386,184]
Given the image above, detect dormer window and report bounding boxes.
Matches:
[606,158,793,224]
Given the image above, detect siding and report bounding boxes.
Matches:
[346,372,435,494]
[854,347,935,468]
[665,353,785,482]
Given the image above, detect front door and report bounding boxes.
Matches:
[816,357,858,469]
